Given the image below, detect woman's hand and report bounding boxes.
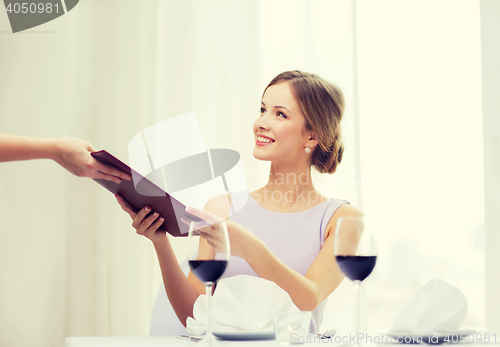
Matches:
[53,137,131,184]
[115,194,167,244]
[182,206,262,259]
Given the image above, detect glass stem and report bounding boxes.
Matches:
[354,280,361,335]
[205,283,213,336]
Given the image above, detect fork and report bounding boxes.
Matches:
[176,335,202,341]
[321,328,337,339]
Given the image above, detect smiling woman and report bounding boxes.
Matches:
[117,70,364,334]
[255,71,345,175]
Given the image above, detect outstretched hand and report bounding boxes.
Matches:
[55,137,131,184]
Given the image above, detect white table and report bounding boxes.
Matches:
[62,336,279,347]
[62,336,500,347]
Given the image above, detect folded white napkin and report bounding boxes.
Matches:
[389,278,467,335]
[186,275,300,335]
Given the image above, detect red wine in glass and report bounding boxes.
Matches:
[335,256,377,281]
[189,260,228,283]
[334,216,377,342]
[187,220,230,345]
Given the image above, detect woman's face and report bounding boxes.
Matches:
[253,82,313,164]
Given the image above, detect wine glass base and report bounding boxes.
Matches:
[198,332,220,346]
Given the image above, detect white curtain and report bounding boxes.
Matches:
[1,1,163,345]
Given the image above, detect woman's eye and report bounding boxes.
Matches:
[277,112,287,119]
[260,108,266,114]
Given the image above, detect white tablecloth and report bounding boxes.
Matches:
[62,336,499,347]
[62,336,278,347]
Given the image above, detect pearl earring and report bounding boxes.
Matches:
[305,147,311,154]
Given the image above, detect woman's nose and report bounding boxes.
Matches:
[255,113,270,130]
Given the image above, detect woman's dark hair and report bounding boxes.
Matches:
[264,70,345,174]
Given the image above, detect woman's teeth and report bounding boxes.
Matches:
[257,136,274,143]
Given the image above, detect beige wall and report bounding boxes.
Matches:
[480,0,500,334]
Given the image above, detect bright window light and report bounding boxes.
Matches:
[357,0,484,330]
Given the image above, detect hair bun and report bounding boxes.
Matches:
[326,140,343,174]
[334,142,344,171]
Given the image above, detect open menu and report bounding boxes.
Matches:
[91,150,197,237]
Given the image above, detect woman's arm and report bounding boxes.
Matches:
[247,204,363,311]
[189,197,363,312]
[0,134,130,183]
[115,194,207,326]
[153,235,204,325]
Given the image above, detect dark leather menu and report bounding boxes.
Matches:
[91,150,193,237]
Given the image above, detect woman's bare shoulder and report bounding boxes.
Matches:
[204,193,232,219]
[324,203,364,239]
[334,203,364,217]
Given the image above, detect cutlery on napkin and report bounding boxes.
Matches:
[388,278,467,336]
[186,275,300,335]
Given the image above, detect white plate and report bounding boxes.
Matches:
[212,331,275,341]
[386,329,478,344]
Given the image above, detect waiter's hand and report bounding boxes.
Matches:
[54,137,131,184]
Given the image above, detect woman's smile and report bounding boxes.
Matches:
[256,134,275,146]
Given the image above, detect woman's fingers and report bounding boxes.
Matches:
[115,196,165,238]
[199,230,217,242]
[145,216,165,235]
[182,207,228,253]
[181,216,214,235]
[185,206,223,225]
[113,194,167,242]
[132,206,152,229]
[135,210,165,235]
[115,194,137,218]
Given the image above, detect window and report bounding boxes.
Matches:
[358,0,484,330]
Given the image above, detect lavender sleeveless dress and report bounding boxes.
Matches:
[219,191,349,333]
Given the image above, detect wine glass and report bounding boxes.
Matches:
[187,218,230,345]
[334,216,377,339]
